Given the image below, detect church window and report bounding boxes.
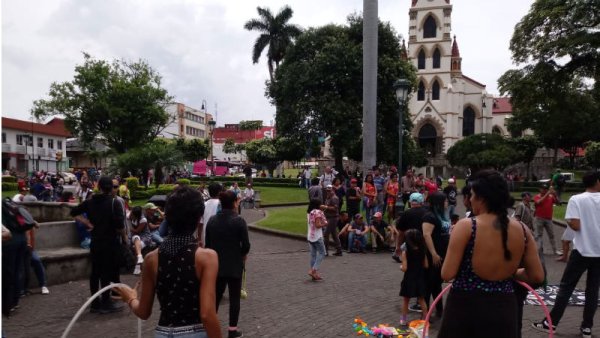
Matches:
[432,48,441,68]
[432,80,440,100]
[463,107,476,136]
[492,126,503,135]
[417,81,425,101]
[418,49,426,69]
[423,15,437,38]
[418,123,438,156]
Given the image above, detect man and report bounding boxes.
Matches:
[393,192,428,263]
[303,167,312,190]
[336,211,350,250]
[346,178,361,219]
[321,185,343,256]
[200,183,222,246]
[514,192,534,231]
[111,179,129,276]
[143,203,164,244]
[442,178,458,217]
[400,170,416,209]
[534,184,561,255]
[347,214,368,253]
[533,171,600,338]
[319,166,336,190]
[12,183,29,202]
[70,176,125,314]
[415,173,425,194]
[205,190,251,338]
[373,167,387,214]
[307,178,323,204]
[242,183,255,209]
[369,212,396,253]
[552,169,566,205]
[243,163,253,186]
[423,177,438,201]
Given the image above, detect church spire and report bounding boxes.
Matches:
[450,35,462,77]
[451,35,460,57]
[400,39,408,61]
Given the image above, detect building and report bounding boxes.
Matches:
[407,0,500,175]
[66,139,113,169]
[212,123,276,162]
[2,117,71,174]
[159,102,213,140]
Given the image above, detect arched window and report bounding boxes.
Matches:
[463,107,476,136]
[417,81,425,101]
[492,126,503,135]
[423,15,437,38]
[432,80,440,100]
[432,48,441,68]
[418,49,426,69]
[418,123,438,156]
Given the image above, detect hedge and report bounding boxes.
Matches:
[176,179,191,185]
[130,182,302,200]
[2,176,17,183]
[126,177,139,192]
[189,176,298,184]
[2,182,18,191]
[513,181,583,192]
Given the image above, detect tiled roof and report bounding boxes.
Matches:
[2,117,71,137]
[492,97,513,114]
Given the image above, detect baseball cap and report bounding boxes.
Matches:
[448,178,455,184]
[354,213,363,220]
[350,178,357,183]
[521,192,531,198]
[326,184,333,190]
[409,192,424,204]
[373,212,382,218]
[143,202,158,210]
[540,183,549,190]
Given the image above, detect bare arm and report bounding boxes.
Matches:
[401,251,408,272]
[514,227,545,284]
[567,218,581,231]
[440,219,471,281]
[197,249,222,338]
[116,249,158,320]
[422,222,441,266]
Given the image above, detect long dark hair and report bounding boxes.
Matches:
[405,229,426,264]
[470,169,512,260]
[307,199,322,214]
[428,192,449,223]
[365,174,373,184]
[130,206,142,223]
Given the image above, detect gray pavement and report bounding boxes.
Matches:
[3,205,597,338]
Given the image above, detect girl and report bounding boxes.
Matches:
[386,173,399,224]
[307,199,327,281]
[362,174,376,225]
[400,229,428,326]
[332,177,345,212]
[128,206,153,275]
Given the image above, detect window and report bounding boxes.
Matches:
[418,49,426,69]
[463,107,476,136]
[492,126,502,135]
[417,81,425,101]
[37,137,43,148]
[2,133,5,143]
[199,130,205,138]
[48,139,54,149]
[432,80,440,100]
[423,15,437,38]
[432,48,441,68]
[57,140,63,150]
[199,116,205,124]
[16,134,31,146]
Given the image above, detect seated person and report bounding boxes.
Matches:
[369,211,397,252]
[128,206,154,275]
[337,212,350,250]
[242,183,255,208]
[348,214,369,253]
[143,203,164,244]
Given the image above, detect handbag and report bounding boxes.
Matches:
[240,268,248,299]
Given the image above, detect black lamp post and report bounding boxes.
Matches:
[393,78,411,173]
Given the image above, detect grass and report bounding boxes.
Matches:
[256,206,306,235]
[256,186,307,205]
[2,190,17,199]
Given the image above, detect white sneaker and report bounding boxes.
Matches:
[136,255,144,265]
[41,286,50,295]
[555,250,563,256]
[133,264,141,275]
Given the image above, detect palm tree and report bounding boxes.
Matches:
[244,6,302,82]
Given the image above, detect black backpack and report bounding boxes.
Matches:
[2,198,37,233]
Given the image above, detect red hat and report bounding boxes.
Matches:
[350,178,357,183]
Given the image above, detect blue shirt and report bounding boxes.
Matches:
[373,175,386,192]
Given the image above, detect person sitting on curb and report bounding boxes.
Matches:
[143,203,164,244]
[369,212,397,253]
[128,206,154,275]
[348,214,369,253]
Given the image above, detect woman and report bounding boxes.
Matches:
[438,170,544,338]
[115,186,222,338]
[386,173,399,224]
[422,192,450,317]
[128,206,153,275]
[332,177,345,212]
[362,174,377,225]
[307,199,327,281]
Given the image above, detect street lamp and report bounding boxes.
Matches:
[208,119,216,176]
[393,78,411,173]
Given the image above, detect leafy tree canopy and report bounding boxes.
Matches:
[585,142,600,169]
[244,138,279,175]
[447,134,521,172]
[32,53,173,154]
[174,138,209,162]
[238,120,263,131]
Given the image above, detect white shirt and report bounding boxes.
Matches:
[243,188,254,199]
[307,209,325,242]
[320,172,335,187]
[12,194,24,202]
[200,198,221,247]
[565,192,600,257]
[304,169,311,179]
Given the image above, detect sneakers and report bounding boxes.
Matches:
[531,320,556,333]
[228,330,243,338]
[555,250,563,256]
[136,255,144,265]
[41,286,50,295]
[409,304,422,313]
[133,264,142,275]
[581,327,591,338]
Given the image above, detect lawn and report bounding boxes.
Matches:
[256,206,306,236]
[2,190,17,199]
[256,186,308,205]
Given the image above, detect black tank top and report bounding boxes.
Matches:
[156,236,200,327]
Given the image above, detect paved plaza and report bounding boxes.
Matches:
[3,207,596,338]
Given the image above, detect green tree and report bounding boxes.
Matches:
[223,138,238,155]
[174,138,209,162]
[32,54,173,153]
[507,135,542,180]
[268,16,420,170]
[244,5,303,82]
[244,138,280,176]
[275,136,306,162]
[447,134,521,173]
[585,142,600,169]
[238,120,263,131]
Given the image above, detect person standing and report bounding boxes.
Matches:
[346,178,362,221]
[533,184,561,255]
[533,171,600,338]
[399,229,429,326]
[307,199,327,281]
[199,183,222,246]
[443,178,458,218]
[514,192,534,231]
[386,173,400,225]
[393,193,428,264]
[303,167,312,190]
[400,170,416,209]
[373,167,387,215]
[322,186,343,256]
[205,190,251,338]
[71,176,125,314]
[319,166,336,191]
[552,169,566,205]
[243,163,253,186]
[307,178,323,204]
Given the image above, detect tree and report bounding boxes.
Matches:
[223,138,238,155]
[174,138,209,162]
[275,136,306,162]
[447,134,521,173]
[238,120,263,131]
[244,6,303,82]
[585,142,600,170]
[244,138,280,176]
[507,135,542,180]
[32,54,173,154]
[268,16,421,170]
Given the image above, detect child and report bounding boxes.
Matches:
[307,199,327,281]
[128,206,153,275]
[400,229,428,326]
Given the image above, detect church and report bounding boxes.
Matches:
[406,0,511,176]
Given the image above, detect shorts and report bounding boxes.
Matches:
[561,227,575,242]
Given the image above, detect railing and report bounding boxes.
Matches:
[37,148,47,157]
[2,143,11,152]
[15,145,26,154]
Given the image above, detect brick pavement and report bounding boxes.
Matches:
[3,206,596,338]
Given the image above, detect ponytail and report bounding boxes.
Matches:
[497,209,512,261]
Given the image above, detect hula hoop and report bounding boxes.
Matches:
[423,281,554,338]
[61,283,142,338]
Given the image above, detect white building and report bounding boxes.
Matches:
[159,102,213,140]
[2,117,70,174]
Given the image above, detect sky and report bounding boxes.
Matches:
[2,0,534,127]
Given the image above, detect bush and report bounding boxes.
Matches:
[2,182,18,191]
[176,178,191,185]
[2,176,17,183]
[126,177,139,192]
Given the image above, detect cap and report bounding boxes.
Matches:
[354,213,363,220]
[521,192,531,198]
[350,178,357,183]
[409,192,424,204]
[540,183,549,189]
[143,202,158,210]
[373,212,382,218]
[448,178,455,184]
[326,184,333,190]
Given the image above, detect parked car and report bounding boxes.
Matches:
[538,172,575,184]
[59,172,77,184]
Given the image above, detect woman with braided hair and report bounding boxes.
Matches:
[437,170,544,338]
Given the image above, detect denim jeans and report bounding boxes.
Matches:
[549,250,600,329]
[151,230,164,244]
[448,204,456,218]
[308,238,326,270]
[23,249,47,290]
[158,220,169,237]
[348,233,367,252]
[534,217,557,253]
[155,324,206,338]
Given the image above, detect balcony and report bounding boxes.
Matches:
[15,145,26,154]
[37,148,47,157]
[2,144,11,153]
[48,149,56,158]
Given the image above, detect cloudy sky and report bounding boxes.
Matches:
[2,0,533,126]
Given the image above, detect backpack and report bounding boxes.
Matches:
[2,198,37,233]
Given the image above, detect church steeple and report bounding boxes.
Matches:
[451,35,462,77]
[400,39,408,61]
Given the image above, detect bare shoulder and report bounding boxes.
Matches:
[452,218,473,237]
[195,247,218,263]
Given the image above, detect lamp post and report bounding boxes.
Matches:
[393,78,411,173]
[208,119,216,176]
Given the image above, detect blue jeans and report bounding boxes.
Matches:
[155,324,206,338]
[151,230,164,244]
[348,233,367,252]
[448,204,456,218]
[23,249,46,290]
[308,238,326,270]
[305,178,311,189]
[158,220,169,237]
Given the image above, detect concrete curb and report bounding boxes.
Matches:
[260,202,307,208]
[247,208,306,242]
